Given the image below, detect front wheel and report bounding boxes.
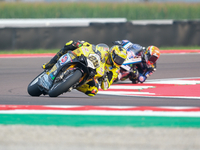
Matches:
[27,72,45,96]
[48,70,82,97]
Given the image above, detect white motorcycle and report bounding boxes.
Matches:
[117,47,142,82]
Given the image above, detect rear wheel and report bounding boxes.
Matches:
[48,70,82,97]
[27,72,45,96]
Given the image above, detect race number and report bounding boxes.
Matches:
[88,54,100,68]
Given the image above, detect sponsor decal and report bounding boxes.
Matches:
[97,71,103,76]
[127,50,135,59]
[47,65,57,75]
[50,73,55,80]
[81,47,86,55]
[60,54,71,65]
[84,48,89,52]
[109,66,113,70]
[77,49,80,53]
[121,51,127,56]
[69,53,76,59]
[100,67,103,72]
[123,42,133,50]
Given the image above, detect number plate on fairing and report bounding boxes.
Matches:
[88,53,101,69]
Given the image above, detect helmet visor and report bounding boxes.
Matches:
[148,55,158,64]
[112,53,126,66]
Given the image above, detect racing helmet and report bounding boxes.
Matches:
[144,46,160,65]
[109,45,127,68]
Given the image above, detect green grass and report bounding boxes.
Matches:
[1,114,200,127]
[0,2,200,20]
[0,46,200,54]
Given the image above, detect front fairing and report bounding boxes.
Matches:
[123,56,142,66]
[127,48,136,59]
[46,52,77,79]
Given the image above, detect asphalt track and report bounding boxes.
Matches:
[1,52,200,150]
[0,53,200,106]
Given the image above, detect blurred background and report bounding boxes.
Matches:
[0,0,200,50]
[1,0,200,2]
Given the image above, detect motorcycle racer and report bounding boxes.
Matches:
[113,40,160,84]
[42,40,127,96]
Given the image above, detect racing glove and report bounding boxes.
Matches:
[73,40,83,48]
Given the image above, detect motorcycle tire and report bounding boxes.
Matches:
[48,70,82,97]
[27,72,45,96]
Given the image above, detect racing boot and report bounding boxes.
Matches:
[76,79,99,96]
[77,84,99,97]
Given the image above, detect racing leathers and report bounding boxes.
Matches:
[114,40,157,84]
[43,40,120,96]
